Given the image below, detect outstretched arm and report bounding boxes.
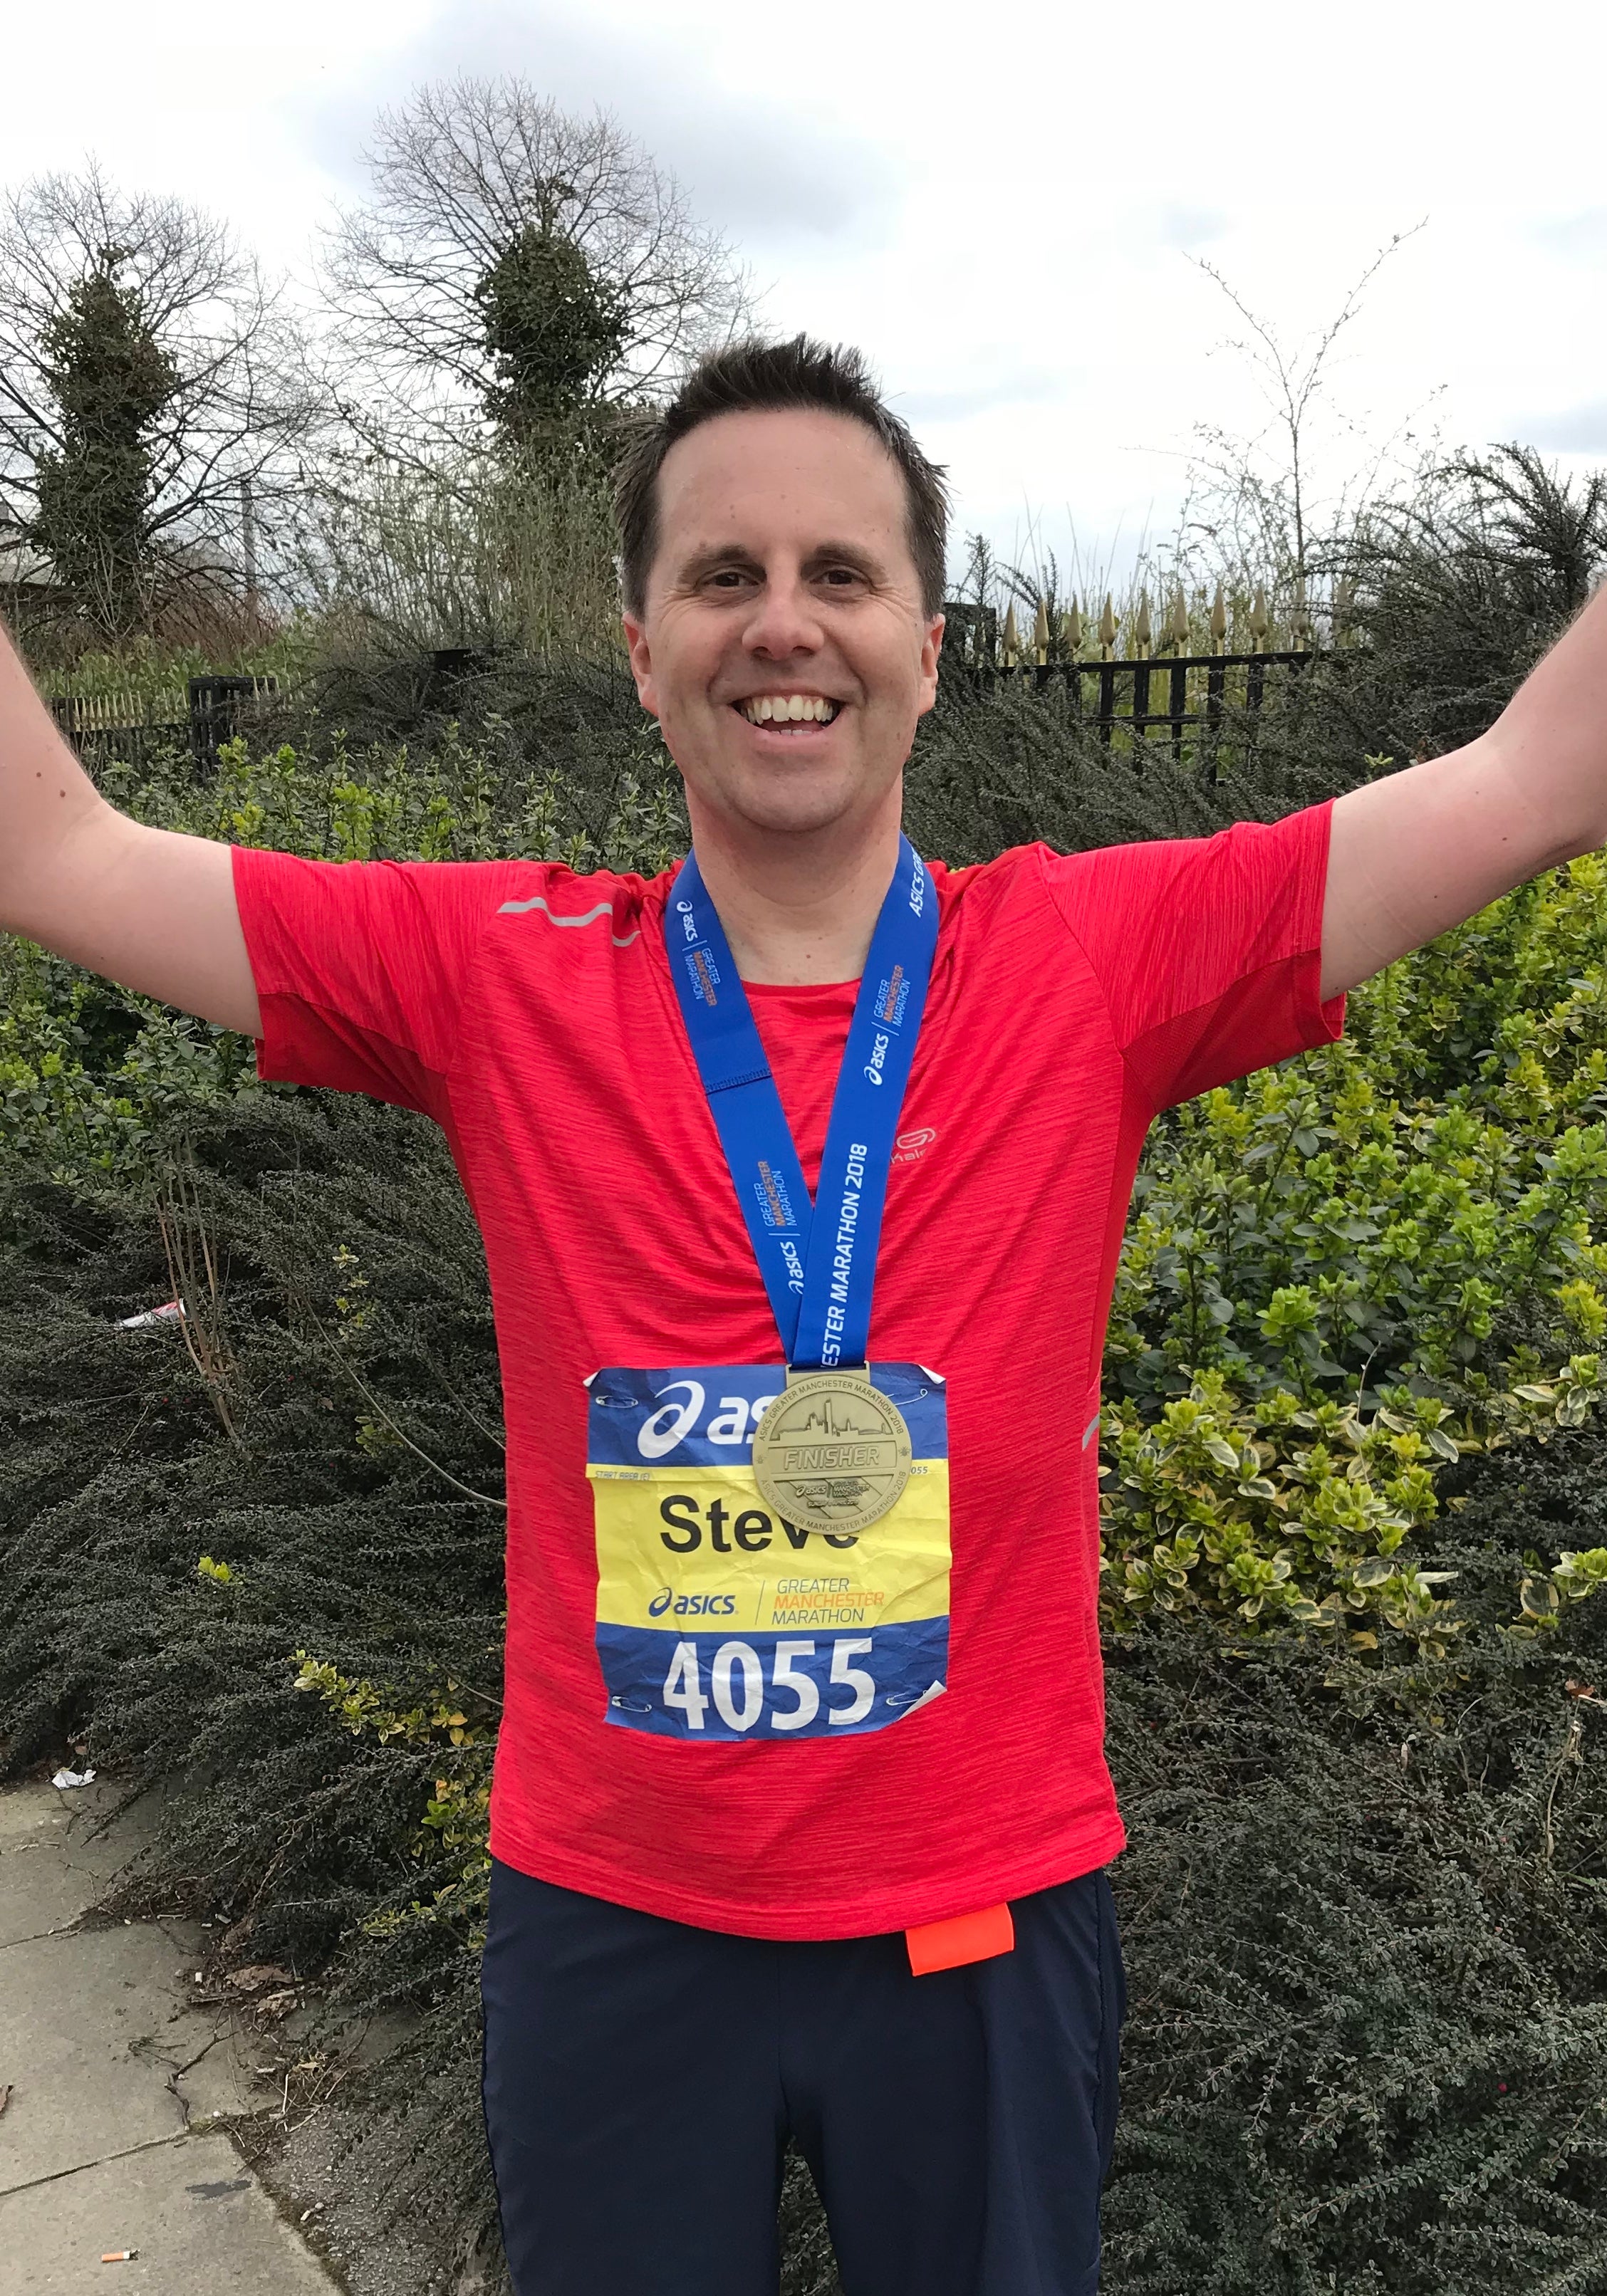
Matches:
[0,619,260,1036]
[1321,585,1607,999]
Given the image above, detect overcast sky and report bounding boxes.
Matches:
[8,0,1606,594]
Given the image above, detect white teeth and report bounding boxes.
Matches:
[737,694,838,725]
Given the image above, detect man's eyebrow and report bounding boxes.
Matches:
[672,541,764,583]
[801,541,887,578]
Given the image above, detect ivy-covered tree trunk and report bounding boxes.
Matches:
[474,223,628,461]
[30,252,180,640]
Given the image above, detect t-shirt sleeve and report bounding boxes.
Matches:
[1041,798,1343,1111]
[230,846,528,1120]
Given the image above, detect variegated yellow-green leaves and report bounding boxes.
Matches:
[1098,1369,1607,1653]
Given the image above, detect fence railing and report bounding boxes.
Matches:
[944,585,1343,758]
[49,675,282,773]
[988,647,1316,755]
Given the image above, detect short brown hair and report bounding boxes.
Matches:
[613,335,950,620]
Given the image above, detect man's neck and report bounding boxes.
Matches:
[685,795,903,985]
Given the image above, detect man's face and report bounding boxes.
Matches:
[623,409,943,841]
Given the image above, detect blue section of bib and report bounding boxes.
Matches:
[597,1615,949,1742]
[587,1362,949,1468]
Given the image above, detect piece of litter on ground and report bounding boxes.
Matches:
[100,2251,137,2264]
[116,1300,185,1330]
[0,2084,11,2117]
[226,1963,293,1992]
[52,1766,96,1789]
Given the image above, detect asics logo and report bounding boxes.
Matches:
[637,1380,706,1459]
[631,1382,781,1459]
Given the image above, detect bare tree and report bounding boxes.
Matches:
[1176,226,1434,604]
[321,78,753,447]
[0,163,321,642]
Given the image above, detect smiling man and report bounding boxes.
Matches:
[4,335,1607,2295]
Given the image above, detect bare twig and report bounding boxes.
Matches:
[297,1293,505,1511]
[1540,1713,1584,1862]
[1180,224,1430,596]
[157,1142,241,1446]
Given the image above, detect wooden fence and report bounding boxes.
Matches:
[48,676,282,773]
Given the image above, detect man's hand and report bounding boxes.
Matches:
[1321,584,1607,1001]
[0,621,261,1038]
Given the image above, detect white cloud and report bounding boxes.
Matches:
[1155,205,1232,252]
[1531,209,1607,259]
[291,0,900,244]
[1519,402,1607,454]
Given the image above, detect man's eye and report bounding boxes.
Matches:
[819,568,864,588]
[704,568,753,590]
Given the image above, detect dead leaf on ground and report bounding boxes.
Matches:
[226,1963,293,1993]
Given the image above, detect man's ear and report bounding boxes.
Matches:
[623,609,659,717]
[917,612,945,716]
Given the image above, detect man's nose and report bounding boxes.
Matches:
[742,574,822,658]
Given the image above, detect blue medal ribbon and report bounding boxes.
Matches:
[665,836,938,1369]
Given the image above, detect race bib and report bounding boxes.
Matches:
[587,1362,950,1741]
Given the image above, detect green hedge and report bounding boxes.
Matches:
[5,1087,1607,2295]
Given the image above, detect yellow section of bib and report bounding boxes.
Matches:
[588,1459,951,1635]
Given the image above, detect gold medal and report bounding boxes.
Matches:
[750,1369,913,1537]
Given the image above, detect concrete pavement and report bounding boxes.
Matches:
[0,1772,344,2295]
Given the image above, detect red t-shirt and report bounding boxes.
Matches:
[231,803,1341,1939]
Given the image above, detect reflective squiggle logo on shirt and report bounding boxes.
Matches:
[496,893,639,948]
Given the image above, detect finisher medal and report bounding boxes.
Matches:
[665,835,938,1535]
[752,1368,914,1536]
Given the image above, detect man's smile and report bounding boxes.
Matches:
[732,693,843,727]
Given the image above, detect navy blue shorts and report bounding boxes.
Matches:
[480,1859,1125,2296]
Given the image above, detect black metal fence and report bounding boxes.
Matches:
[942,590,1326,758]
[978,649,1315,756]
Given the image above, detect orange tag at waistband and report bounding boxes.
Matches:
[905,1902,1015,1976]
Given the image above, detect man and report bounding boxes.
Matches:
[0,335,1600,2296]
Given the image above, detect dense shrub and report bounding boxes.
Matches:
[6,1082,1607,2295]
[1103,1602,1607,2296]
[0,1091,519,2277]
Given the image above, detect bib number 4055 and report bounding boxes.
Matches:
[662,1637,874,1733]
